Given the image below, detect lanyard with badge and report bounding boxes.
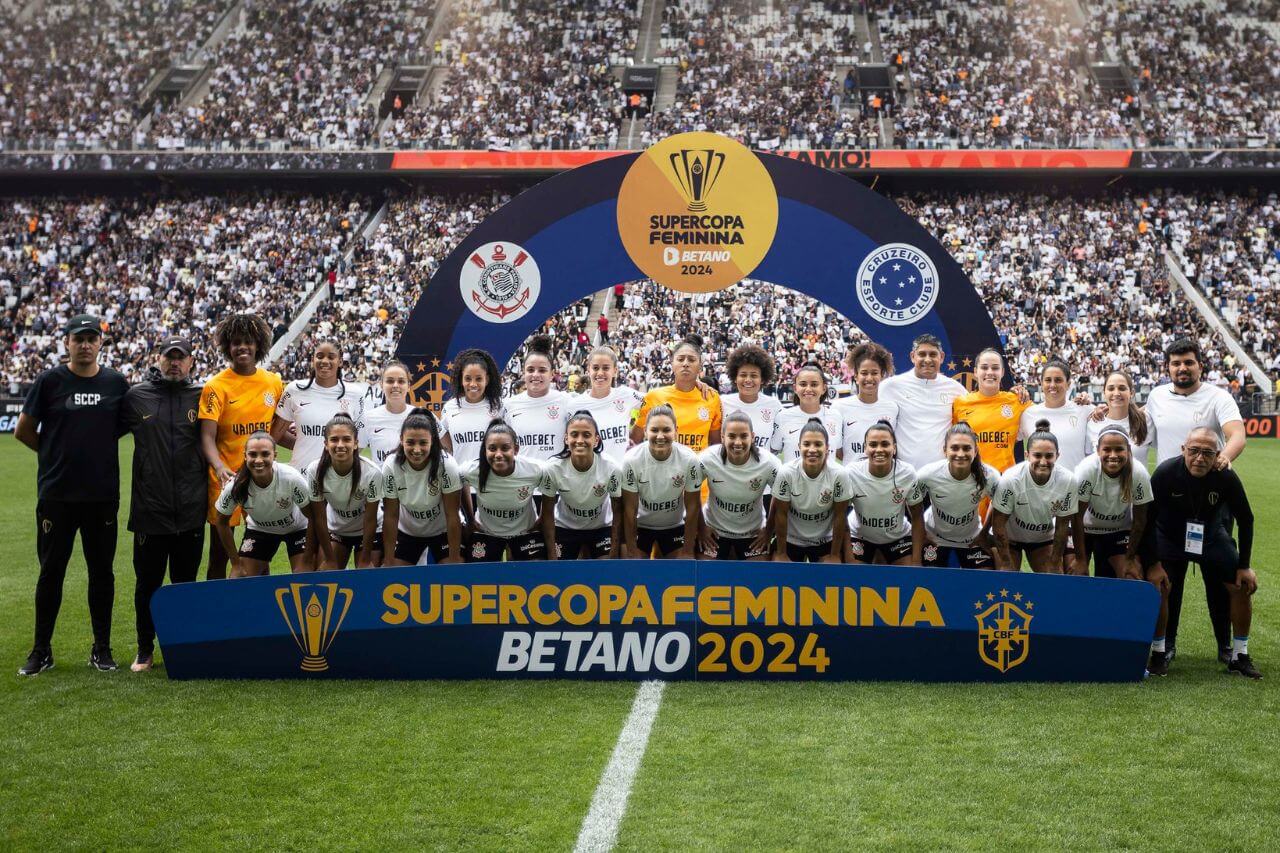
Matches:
[1184,475,1206,556]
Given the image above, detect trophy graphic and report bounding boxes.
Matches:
[275,583,354,672]
[669,148,726,212]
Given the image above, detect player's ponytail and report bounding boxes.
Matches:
[863,418,898,460]
[799,417,829,459]
[523,334,555,369]
[477,419,519,493]
[314,413,362,504]
[672,334,704,363]
[230,430,275,506]
[1026,418,1059,455]
[945,421,987,493]
[396,407,444,486]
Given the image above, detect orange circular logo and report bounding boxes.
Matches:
[617,132,778,293]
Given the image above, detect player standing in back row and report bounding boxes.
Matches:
[878,334,966,471]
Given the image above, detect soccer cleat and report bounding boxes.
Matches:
[1218,647,1232,666]
[1147,651,1170,677]
[1227,654,1262,680]
[18,648,53,677]
[89,645,118,672]
[130,651,153,673]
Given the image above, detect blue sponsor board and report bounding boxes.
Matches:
[153,562,1158,682]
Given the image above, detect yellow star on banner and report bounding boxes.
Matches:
[999,588,1009,598]
[1026,602,1035,610]
[431,357,441,367]
[986,592,995,601]
[974,601,982,609]
[962,357,973,367]
[446,362,454,372]
[1013,592,1023,601]
[415,362,426,372]
[947,361,958,371]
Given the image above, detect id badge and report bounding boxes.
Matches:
[1185,522,1205,556]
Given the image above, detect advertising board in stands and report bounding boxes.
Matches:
[0,398,20,433]
[1244,414,1278,438]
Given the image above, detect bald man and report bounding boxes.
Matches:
[1148,427,1260,678]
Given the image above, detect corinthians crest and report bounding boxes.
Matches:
[460,241,541,324]
[975,590,1034,673]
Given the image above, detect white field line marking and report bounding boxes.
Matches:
[573,680,667,853]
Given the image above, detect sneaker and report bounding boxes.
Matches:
[130,651,153,673]
[1218,647,1232,666]
[1227,653,1262,680]
[18,648,53,677]
[1147,650,1170,677]
[89,645,118,672]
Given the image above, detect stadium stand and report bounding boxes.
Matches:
[1,192,366,392]
[382,0,636,149]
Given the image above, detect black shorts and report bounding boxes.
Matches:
[1086,530,1153,577]
[923,542,994,569]
[468,531,547,562]
[637,525,686,557]
[786,541,833,562]
[239,528,308,561]
[1010,538,1054,554]
[849,535,913,564]
[331,531,383,552]
[1157,532,1240,585]
[393,531,451,564]
[555,525,613,560]
[702,533,770,560]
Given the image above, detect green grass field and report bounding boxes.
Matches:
[2,435,1276,850]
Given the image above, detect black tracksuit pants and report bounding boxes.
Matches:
[133,529,204,653]
[34,500,118,649]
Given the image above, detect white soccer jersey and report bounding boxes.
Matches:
[992,461,1078,544]
[834,395,900,460]
[543,454,622,530]
[1144,382,1242,464]
[381,454,463,538]
[574,386,644,462]
[1073,455,1153,534]
[302,458,384,537]
[770,404,844,462]
[1018,403,1091,473]
[360,404,413,464]
[1086,413,1155,462]
[698,448,781,538]
[846,458,923,544]
[721,392,783,452]
[275,379,367,471]
[214,462,311,534]
[505,389,571,461]
[459,456,547,538]
[878,371,966,470]
[439,397,507,466]
[916,459,1001,548]
[622,442,703,530]
[774,459,854,547]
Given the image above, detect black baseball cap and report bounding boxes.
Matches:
[156,336,193,356]
[65,314,102,336]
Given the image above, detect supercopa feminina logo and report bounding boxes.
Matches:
[855,243,939,327]
[459,241,541,324]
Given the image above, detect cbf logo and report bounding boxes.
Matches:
[855,243,939,327]
[275,583,353,673]
[975,589,1034,673]
[460,242,541,324]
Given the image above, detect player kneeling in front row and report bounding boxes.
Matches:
[917,422,1002,569]
[697,412,780,560]
[303,414,384,569]
[845,420,924,565]
[214,432,325,576]
[622,405,702,558]
[991,419,1079,573]
[382,408,464,565]
[1072,427,1172,675]
[461,420,549,562]
[772,418,851,563]
[1149,428,1261,679]
[542,411,623,559]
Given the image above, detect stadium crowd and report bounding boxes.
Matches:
[382,0,635,149]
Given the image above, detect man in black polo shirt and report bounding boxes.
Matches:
[119,336,206,673]
[1149,427,1260,679]
[14,314,129,675]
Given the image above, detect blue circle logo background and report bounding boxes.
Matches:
[855,243,939,327]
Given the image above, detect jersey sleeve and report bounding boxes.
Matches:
[286,469,313,508]
[684,451,704,493]
[774,467,794,501]
[768,417,785,452]
[992,472,1017,515]
[833,467,854,503]
[621,455,640,493]
[275,385,297,422]
[1213,390,1243,426]
[1131,464,1153,506]
[709,394,723,432]
[458,458,481,490]
[213,479,239,517]
[382,461,399,501]
[199,380,224,422]
[440,456,463,494]
[363,465,384,502]
[605,459,623,498]
[904,468,925,506]
[1054,475,1079,517]
[1073,458,1096,503]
